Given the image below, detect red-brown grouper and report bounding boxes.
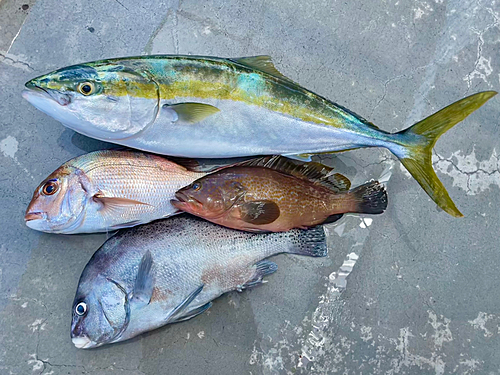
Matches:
[171,157,387,232]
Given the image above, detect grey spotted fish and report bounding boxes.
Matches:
[70,215,327,348]
[22,55,497,216]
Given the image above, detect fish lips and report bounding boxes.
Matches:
[72,335,98,349]
[171,191,201,211]
[24,211,49,231]
[22,84,72,107]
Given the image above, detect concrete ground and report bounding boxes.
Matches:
[1,0,499,373]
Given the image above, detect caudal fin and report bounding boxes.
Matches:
[394,91,497,217]
[349,181,388,214]
[288,226,328,257]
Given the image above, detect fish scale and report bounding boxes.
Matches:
[71,215,328,348]
[25,150,206,234]
[23,55,497,216]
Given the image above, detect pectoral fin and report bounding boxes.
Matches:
[94,194,151,217]
[164,103,220,124]
[239,200,280,225]
[165,284,204,323]
[131,251,154,307]
[168,302,212,323]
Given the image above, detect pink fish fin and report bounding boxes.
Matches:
[93,194,152,217]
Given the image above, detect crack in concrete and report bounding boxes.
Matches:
[433,152,500,177]
[172,0,182,54]
[369,63,433,118]
[341,154,392,169]
[0,52,33,71]
[433,150,500,195]
[177,9,261,51]
[464,6,499,93]
[113,0,129,11]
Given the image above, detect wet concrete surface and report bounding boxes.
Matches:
[0,0,499,373]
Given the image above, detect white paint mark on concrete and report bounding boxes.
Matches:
[414,1,434,20]
[21,302,28,308]
[29,319,44,333]
[360,326,373,342]
[333,222,346,236]
[27,353,44,372]
[202,26,211,35]
[428,310,453,349]
[0,136,18,159]
[0,135,35,179]
[359,218,373,228]
[390,327,446,375]
[197,331,205,339]
[433,148,500,195]
[414,8,425,19]
[468,311,495,337]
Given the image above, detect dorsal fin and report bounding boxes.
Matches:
[236,156,351,192]
[232,56,294,83]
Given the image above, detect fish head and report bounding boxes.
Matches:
[172,174,246,218]
[23,61,159,140]
[25,165,91,233]
[71,275,129,349]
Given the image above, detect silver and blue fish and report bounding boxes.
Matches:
[71,215,327,348]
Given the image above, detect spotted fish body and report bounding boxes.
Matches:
[25,150,206,234]
[70,215,328,348]
[172,157,388,232]
[23,55,497,216]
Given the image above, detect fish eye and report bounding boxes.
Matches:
[42,180,59,196]
[78,82,95,96]
[75,302,87,316]
[192,182,202,191]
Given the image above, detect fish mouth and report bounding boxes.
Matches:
[174,191,200,204]
[24,211,48,231]
[72,335,97,349]
[22,84,71,106]
[171,191,202,211]
[25,211,46,222]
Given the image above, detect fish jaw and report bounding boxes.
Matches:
[24,212,51,232]
[71,335,98,349]
[22,88,91,136]
[171,191,209,216]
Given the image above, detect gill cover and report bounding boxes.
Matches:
[24,61,160,141]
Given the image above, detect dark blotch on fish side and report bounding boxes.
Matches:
[21,4,29,10]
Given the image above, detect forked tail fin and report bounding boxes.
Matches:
[394,91,497,217]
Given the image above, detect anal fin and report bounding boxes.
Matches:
[321,213,344,225]
[239,260,278,291]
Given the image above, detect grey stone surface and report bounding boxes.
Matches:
[0,0,499,373]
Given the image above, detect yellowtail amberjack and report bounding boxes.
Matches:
[22,55,497,216]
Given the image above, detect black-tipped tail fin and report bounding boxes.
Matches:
[349,181,388,214]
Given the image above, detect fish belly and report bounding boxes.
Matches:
[122,99,394,158]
